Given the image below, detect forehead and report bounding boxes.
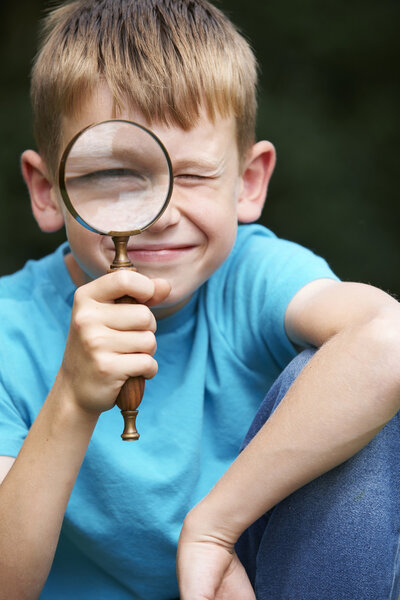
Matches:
[60,87,239,169]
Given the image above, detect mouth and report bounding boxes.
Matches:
[105,242,197,264]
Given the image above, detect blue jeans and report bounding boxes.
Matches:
[235,349,400,600]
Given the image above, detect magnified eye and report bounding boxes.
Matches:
[68,168,148,186]
[65,168,152,205]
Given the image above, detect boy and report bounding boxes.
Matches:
[0,1,399,599]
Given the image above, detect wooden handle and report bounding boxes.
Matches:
[115,375,145,440]
[114,294,145,440]
[108,237,144,441]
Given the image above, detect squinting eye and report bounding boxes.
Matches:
[174,174,207,182]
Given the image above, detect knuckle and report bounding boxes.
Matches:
[93,353,112,379]
[113,269,154,299]
[72,285,94,310]
[115,269,152,299]
[73,286,85,305]
[72,307,93,332]
[82,331,104,354]
[115,269,134,288]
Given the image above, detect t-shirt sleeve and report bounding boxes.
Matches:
[0,375,28,457]
[254,234,339,366]
[209,225,340,371]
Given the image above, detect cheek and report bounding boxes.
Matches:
[192,187,238,227]
[199,212,238,270]
[200,202,238,244]
[64,219,107,276]
[64,219,90,252]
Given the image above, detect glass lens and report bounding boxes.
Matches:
[59,120,172,234]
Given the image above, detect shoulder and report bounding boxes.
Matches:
[235,223,329,261]
[0,243,75,344]
[1,248,56,299]
[0,243,74,305]
[213,224,337,294]
[201,224,338,366]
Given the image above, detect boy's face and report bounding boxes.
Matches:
[56,90,249,317]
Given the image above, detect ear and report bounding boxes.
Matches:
[237,141,276,223]
[21,150,65,232]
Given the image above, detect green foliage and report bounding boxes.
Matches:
[0,0,399,295]
[222,0,400,296]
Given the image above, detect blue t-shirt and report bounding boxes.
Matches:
[0,225,338,599]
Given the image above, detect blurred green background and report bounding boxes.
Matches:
[0,0,399,296]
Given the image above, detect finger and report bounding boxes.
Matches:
[77,269,156,304]
[100,329,157,356]
[100,303,157,332]
[115,352,158,380]
[177,544,230,600]
[95,351,158,384]
[146,278,171,307]
[217,554,256,600]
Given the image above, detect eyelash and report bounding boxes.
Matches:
[174,174,214,186]
[70,168,146,183]
[175,174,205,179]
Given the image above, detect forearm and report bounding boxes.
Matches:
[0,370,99,600]
[184,312,400,544]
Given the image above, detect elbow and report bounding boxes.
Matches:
[363,304,400,357]
[355,305,400,403]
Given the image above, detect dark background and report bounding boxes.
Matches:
[0,0,399,296]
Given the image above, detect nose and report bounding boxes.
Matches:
[147,198,180,233]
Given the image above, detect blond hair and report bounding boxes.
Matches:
[31,0,258,179]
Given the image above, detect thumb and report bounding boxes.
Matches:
[146,278,171,306]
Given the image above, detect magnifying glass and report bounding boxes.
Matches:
[58,119,173,441]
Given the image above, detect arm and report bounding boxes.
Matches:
[177,280,400,600]
[0,270,170,600]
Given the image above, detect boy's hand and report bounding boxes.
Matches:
[177,510,255,600]
[60,270,171,415]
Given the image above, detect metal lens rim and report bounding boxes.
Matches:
[58,119,174,237]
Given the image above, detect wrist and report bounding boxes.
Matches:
[182,495,244,550]
[49,369,101,428]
